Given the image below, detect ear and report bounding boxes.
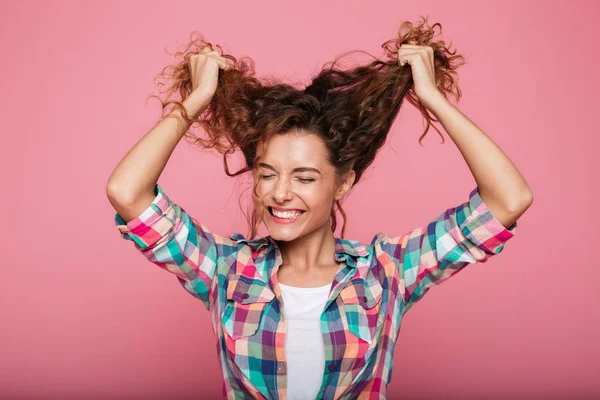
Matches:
[335,170,356,200]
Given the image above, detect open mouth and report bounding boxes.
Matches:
[267,206,306,221]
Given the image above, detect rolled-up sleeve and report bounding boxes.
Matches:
[114,184,223,311]
[376,186,518,314]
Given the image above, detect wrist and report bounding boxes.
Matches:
[183,92,211,117]
[422,92,451,115]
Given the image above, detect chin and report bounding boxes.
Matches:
[267,227,300,241]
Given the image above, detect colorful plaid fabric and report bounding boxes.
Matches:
[114,184,518,399]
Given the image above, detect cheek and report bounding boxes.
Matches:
[303,188,334,211]
[254,182,268,198]
[253,182,272,208]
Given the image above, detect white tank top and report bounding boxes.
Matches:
[279,282,331,400]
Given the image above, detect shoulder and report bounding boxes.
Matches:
[336,236,371,258]
[229,232,272,252]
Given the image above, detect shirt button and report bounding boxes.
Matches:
[242,293,249,299]
[328,363,335,371]
[362,296,368,303]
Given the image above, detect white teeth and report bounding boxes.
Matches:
[272,208,303,219]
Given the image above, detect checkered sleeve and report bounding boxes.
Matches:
[114,184,222,311]
[378,187,518,314]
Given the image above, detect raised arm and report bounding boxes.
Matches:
[106,91,210,218]
[106,47,232,311]
[381,42,533,314]
[398,42,534,214]
[106,45,228,215]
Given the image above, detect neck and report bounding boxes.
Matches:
[275,224,337,272]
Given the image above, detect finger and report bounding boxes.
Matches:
[208,54,227,64]
[216,58,228,69]
[201,46,212,53]
[398,48,426,56]
[400,45,434,59]
[398,46,429,56]
[203,53,228,69]
[398,53,418,66]
[398,51,420,58]
[397,50,424,61]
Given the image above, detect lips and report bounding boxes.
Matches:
[268,206,305,213]
[267,206,306,224]
[267,206,306,217]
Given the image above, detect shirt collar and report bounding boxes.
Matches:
[230,233,369,260]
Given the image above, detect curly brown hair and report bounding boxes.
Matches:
[147,15,466,240]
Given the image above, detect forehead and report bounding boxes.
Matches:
[260,132,329,167]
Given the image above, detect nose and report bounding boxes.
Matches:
[272,176,293,203]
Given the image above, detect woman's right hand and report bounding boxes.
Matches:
[187,45,229,111]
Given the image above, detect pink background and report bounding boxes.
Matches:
[2,0,598,399]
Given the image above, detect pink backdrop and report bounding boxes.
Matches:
[2,0,598,399]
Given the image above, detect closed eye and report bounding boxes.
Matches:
[261,174,315,183]
[297,178,315,183]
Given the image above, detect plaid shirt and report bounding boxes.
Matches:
[114,184,517,399]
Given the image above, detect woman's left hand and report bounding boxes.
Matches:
[397,43,443,108]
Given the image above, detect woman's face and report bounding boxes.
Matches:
[254,131,353,242]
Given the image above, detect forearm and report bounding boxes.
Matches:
[426,94,533,211]
[106,93,209,205]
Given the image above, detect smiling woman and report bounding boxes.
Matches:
[108,15,527,400]
[254,132,354,246]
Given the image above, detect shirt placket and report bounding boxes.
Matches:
[267,244,357,400]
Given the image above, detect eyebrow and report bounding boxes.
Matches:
[258,162,322,175]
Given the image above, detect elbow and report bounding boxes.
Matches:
[106,180,133,205]
[508,189,534,214]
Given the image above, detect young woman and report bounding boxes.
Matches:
[107,17,532,400]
